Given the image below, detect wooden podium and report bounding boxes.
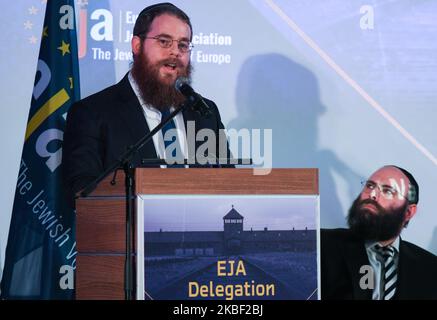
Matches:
[76,168,318,300]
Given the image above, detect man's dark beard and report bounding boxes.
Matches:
[131,49,192,111]
[347,197,408,241]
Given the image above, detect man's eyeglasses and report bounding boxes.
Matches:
[361,180,408,201]
[145,35,194,53]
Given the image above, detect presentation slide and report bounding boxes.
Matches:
[0,0,436,302]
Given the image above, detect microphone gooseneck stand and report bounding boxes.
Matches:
[76,76,242,300]
[77,102,190,300]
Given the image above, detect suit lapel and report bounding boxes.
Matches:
[183,105,215,133]
[395,239,415,299]
[113,74,158,161]
[182,106,218,163]
[183,107,202,161]
[344,240,373,299]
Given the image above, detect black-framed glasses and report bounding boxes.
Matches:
[145,35,193,53]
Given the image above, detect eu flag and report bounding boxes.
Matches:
[1,0,80,299]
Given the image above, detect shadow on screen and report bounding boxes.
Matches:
[228,53,363,227]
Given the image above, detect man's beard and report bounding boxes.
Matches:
[347,197,408,241]
[131,49,192,112]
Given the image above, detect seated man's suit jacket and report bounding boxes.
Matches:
[62,73,230,199]
[321,228,437,300]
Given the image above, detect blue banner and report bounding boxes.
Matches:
[1,0,79,299]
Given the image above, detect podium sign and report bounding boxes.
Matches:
[137,194,319,300]
[76,168,319,300]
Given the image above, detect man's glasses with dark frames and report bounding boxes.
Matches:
[143,34,193,53]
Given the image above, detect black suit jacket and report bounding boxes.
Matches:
[62,74,230,199]
[321,228,437,300]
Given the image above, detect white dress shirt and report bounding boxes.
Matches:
[365,237,400,300]
[128,72,188,165]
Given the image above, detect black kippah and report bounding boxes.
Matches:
[139,2,177,16]
[392,165,419,204]
[133,3,182,36]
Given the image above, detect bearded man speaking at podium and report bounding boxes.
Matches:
[62,2,230,201]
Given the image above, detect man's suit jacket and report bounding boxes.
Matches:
[62,73,230,199]
[321,228,437,300]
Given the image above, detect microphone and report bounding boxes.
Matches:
[175,77,212,118]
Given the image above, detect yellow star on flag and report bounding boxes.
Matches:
[42,26,48,37]
[57,40,70,56]
[69,77,73,89]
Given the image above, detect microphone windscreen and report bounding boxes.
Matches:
[175,77,189,92]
